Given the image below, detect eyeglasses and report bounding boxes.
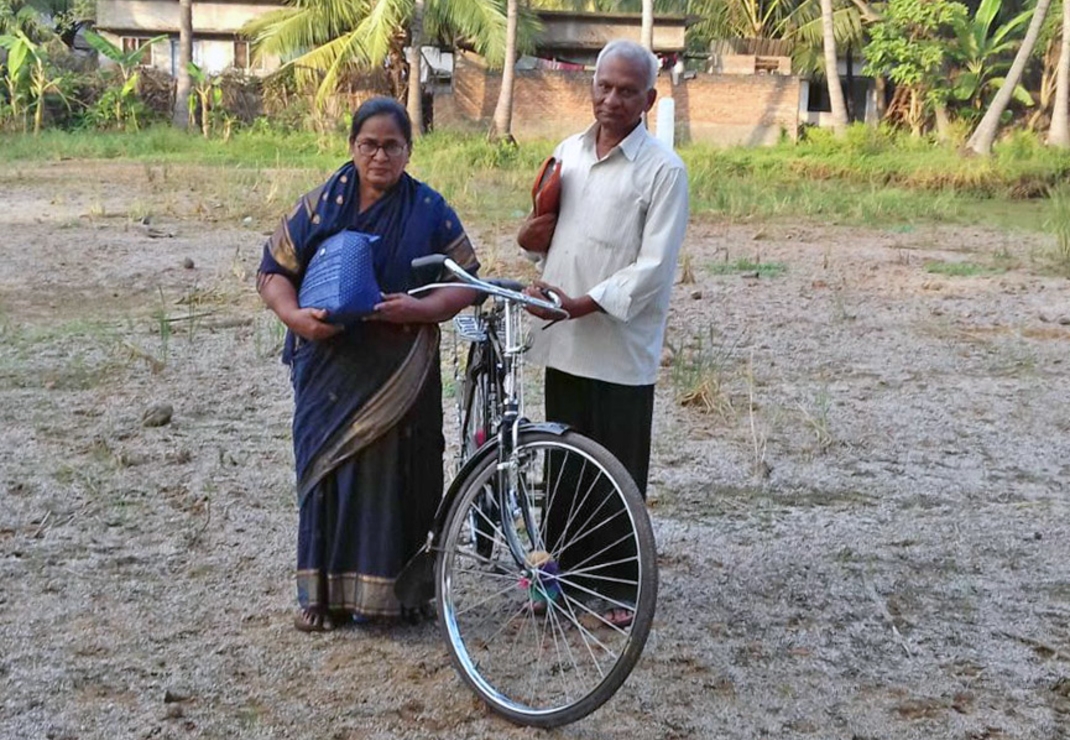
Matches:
[355,139,407,158]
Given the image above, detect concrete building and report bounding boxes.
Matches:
[94,0,281,75]
[91,3,873,144]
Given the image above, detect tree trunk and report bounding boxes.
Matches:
[874,75,888,122]
[967,0,1052,155]
[172,0,192,130]
[1048,0,1070,147]
[641,0,654,51]
[406,0,425,137]
[820,0,849,136]
[933,100,951,141]
[32,64,44,135]
[489,0,518,143]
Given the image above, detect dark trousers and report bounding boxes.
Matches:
[542,368,654,605]
[544,367,655,498]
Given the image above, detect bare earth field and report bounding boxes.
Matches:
[2,161,1069,740]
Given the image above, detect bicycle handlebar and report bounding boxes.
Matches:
[408,255,570,320]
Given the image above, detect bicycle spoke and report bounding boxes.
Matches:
[552,587,613,679]
[550,507,634,568]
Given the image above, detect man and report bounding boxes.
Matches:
[524,38,689,503]
[523,39,688,627]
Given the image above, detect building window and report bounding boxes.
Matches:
[121,36,153,56]
[234,40,251,69]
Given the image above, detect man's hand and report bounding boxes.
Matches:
[517,213,558,254]
[523,280,602,321]
[284,307,343,341]
[370,293,432,324]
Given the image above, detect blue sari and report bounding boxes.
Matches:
[259,162,478,618]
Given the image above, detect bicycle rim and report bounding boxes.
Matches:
[436,431,657,727]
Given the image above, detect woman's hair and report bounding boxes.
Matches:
[595,40,659,92]
[349,97,413,146]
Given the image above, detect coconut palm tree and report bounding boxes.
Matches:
[1049,0,1070,146]
[489,0,518,142]
[243,0,509,109]
[819,0,849,134]
[406,0,424,134]
[173,0,192,129]
[967,0,1053,155]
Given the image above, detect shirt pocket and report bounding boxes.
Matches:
[581,173,645,264]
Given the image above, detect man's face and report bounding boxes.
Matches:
[591,54,656,138]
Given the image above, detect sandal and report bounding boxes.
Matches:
[293,609,336,633]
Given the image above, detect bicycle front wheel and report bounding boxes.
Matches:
[435,430,658,727]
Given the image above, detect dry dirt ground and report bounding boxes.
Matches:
[2,161,1070,740]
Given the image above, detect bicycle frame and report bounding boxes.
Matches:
[410,256,568,569]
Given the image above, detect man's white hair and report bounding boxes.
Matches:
[595,39,659,91]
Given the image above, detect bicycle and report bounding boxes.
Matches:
[396,254,659,728]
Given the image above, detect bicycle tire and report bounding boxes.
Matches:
[435,430,657,728]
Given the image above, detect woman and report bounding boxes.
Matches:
[257,97,478,631]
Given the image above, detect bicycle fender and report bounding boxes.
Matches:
[431,421,570,541]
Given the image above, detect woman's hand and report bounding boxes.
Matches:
[370,293,433,324]
[258,272,342,341]
[284,307,343,341]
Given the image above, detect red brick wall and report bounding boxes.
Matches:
[435,51,801,146]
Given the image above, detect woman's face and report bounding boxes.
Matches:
[350,113,411,192]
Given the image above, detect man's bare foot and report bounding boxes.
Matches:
[602,608,634,629]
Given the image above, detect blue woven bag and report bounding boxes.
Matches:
[298,230,382,324]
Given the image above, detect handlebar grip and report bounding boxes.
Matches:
[411,254,446,271]
[541,288,563,308]
[411,254,448,287]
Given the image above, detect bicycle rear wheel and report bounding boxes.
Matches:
[435,430,657,727]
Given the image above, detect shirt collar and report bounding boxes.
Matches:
[582,121,648,161]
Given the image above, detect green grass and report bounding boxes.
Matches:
[1045,184,1070,271]
[922,260,1002,277]
[707,258,788,278]
[0,126,344,168]
[4,124,1070,229]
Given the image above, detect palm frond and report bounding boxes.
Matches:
[792,4,864,50]
[427,0,508,64]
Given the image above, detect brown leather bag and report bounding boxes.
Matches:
[518,156,562,254]
[532,156,562,217]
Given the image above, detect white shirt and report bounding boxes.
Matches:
[527,122,689,386]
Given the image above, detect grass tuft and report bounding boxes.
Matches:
[707,258,787,278]
[922,260,1000,277]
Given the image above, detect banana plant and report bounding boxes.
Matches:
[186,62,224,138]
[82,31,166,129]
[83,30,168,84]
[948,0,1035,113]
[0,29,32,129]
[28,47,71,133]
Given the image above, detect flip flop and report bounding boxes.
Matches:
[293,609,336,633]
